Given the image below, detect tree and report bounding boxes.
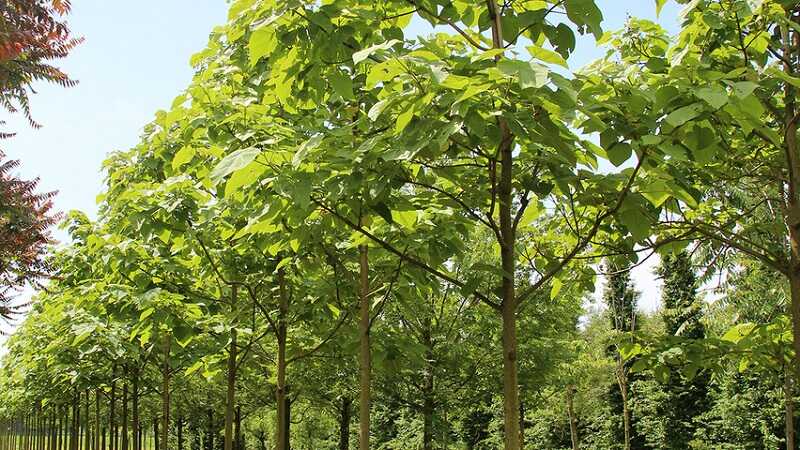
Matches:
[604,263,638,450]
[657,250,709,449]
[0,151,56,323]
[0,0,80,134]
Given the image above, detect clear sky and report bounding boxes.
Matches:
[0,1,683,346]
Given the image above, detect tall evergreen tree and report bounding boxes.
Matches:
[657,251,709,449]
[605,267,638,334]
[659,251,705,339]
[603,264,643,450]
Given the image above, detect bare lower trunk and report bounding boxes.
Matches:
[94,391,100,450]
[225,287,238,450]
[161,334,171,450]
[337,397,350,450]
[132,374,139,450]
[358,245,370,450]
[70,389,80,450]
[566,385,579,450]
[177,417,183,450]
[85,391,90,450]
[233,408,240,450]
[109,372,116,450]
[283,397,290,450]
[121,382,128,450]
[616,359,631,450]
[422,322,434,450]
[786,366,796,450]
[276,269,289,450]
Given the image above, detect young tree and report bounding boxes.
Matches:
[604,264,638,450]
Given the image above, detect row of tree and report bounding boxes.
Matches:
[2,0,800,448]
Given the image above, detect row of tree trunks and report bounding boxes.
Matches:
[1,397,233,450]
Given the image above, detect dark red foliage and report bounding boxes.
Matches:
[0,151,58,323]
[0,0,81,135]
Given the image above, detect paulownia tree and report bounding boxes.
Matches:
[203,1,697,448]
[588,5,800,447]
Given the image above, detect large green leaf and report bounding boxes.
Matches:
[210,147,261,185]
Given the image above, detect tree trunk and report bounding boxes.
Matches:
[85,391,90,450]
[422,322,434,450]
[233,408,240,450]
[282,397,290,450]
[566,385,579,450]
[189,420,198,450]
[72,391,80,450]
[616,359,631,450]
[786,367,796,450]
[58,408,63,450]
[225,286,238,450]
[358,244,370,450]
[132,372,139,450]
[94,391,100,450]
[337,397,350,450]
[276,269,289,450]
[161,333,171,450]
[486,0,521,444]
[153,422,158,450]
[109,371,116,450]
[781,16,800,438]
[121,382,128,450]
[177,417,183,450]
[205,411,213,450]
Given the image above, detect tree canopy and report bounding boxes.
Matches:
[3,0,800,449]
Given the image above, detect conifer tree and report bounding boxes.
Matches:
[603,263,640,450]
[657,251,709,448]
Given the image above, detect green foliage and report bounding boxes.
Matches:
[5,0,800,449]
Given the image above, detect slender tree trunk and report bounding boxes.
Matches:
[109,370,116,450]
[52,408,58,450]
[358,244,370,450]
[485,1,521,446]
[276,269,289,450]
[58,406,63,450]
[189,420,198,450]
[132,372,139,450]
[422,322,434,450]
[177,417,183,450]
[152,423,158,450]
[85,391,90,450]
[34,409,39,450]
[781,16,800,441]
[282,397,290,450]
[161,334,171,450]
[206,411,213,450]
[33,410,38,450]
[23,414,28,450]
[225,286,237,450]
[786,367,796,450]
[72,391,79,450]
[337,397,350,450]
[233,408,240,450]
[615,359,631,450]
[566,385,579,450]
[94,392,100,450]
[121,382,128,450]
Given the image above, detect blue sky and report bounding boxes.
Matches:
[0,1,683,341]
